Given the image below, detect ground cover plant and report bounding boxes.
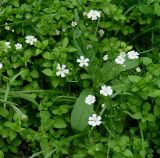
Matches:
[0,0,160,157]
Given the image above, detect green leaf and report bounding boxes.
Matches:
[0,151,4,158]
[154,2,160,16]
[0,107,9,117]
[10,131,17,140]
[80,74,92,79]
[154,105,160,116]
[123,149,133,157]
[31,69,39,78]
[10,69,28,85]
[52,105,69,115]
[141,57,152,66]
[42,69,53,76]
[20,68,29,78]
[76,0,82,5]
[11,0,19,7]
[62,37,69,48]
[42,40,49,48]
[54,118,67,128]
[113,153,125,158]
[146,114,155,121]
[99,59,139,83]
[11,92,39,106]
[36,49,42,55]
[23,49,32,61]
[71,89,93,132]
[148,89,160,97]
[128,75,142,83]
[51,78,59,87]
[67,46,77,52]
[133,112,142,119]
[4,122,21,132]
[138,4,152,14]
[40,137,52,158]
[43,52,53,59]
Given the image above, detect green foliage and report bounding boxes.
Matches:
[71,89,93,132]
[0,0,160,157]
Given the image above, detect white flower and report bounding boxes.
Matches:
[86,44,92,49]
[83,12,87,16]
[87,10,101,20]
[71,21,77,27]
[56,64,69,78]
[25,35,37,45]
[5,42,11,48]
[115,56,125,65]
[0,63,3,69]
[55,30,60,35]
[119,52,126,58]
[88,114,102,127]
[102,104,105,108]
[12,29,14,32]
[103,55,108,61]
[77,56,89,67]
[26,15,30,19]
[99,29,104,37]
[21,114,28,120]
[136,67,141,72]
[5,25,10,30]
[100,85,113,96]
[85,95,96,105]
[127,50,139,59]
[15,43,22,50]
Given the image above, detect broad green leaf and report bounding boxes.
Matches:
[99,59,139,83]
[140,150,146,158]
[0,107,9,117]
[123,149,133,157]
[67,46,77,52]
[138,4,152,14]
[0,151,4,158]
[141,57,152,66]
[40,137,52,158]
[11,92,39,106]
[80,73,92,79]
[54,118,67,128]
[31,69,39,78]
[42,68,53,76]
[51,78,59,87]
[62,37,69,48]
[146,114,155,121]
[4,122,21,132]
[43,52,53,59]
[148,64,160,76]
[128,75,142,83]
[23,49,32,61]
[113,153,125,158]
[9,131,17,140]
[154,105,160,116]
[20,68,29,78]
[154,2,160,16]
[42,40,49,48]
[133,112,142,119]
[11,0,19,7]
[10,70,28,85]
[143,103,151,112]
[148,89,160,97]
[52,105,69,115]
[76,0,82,5]
[36,49,42,55]
[71,89,93,132]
